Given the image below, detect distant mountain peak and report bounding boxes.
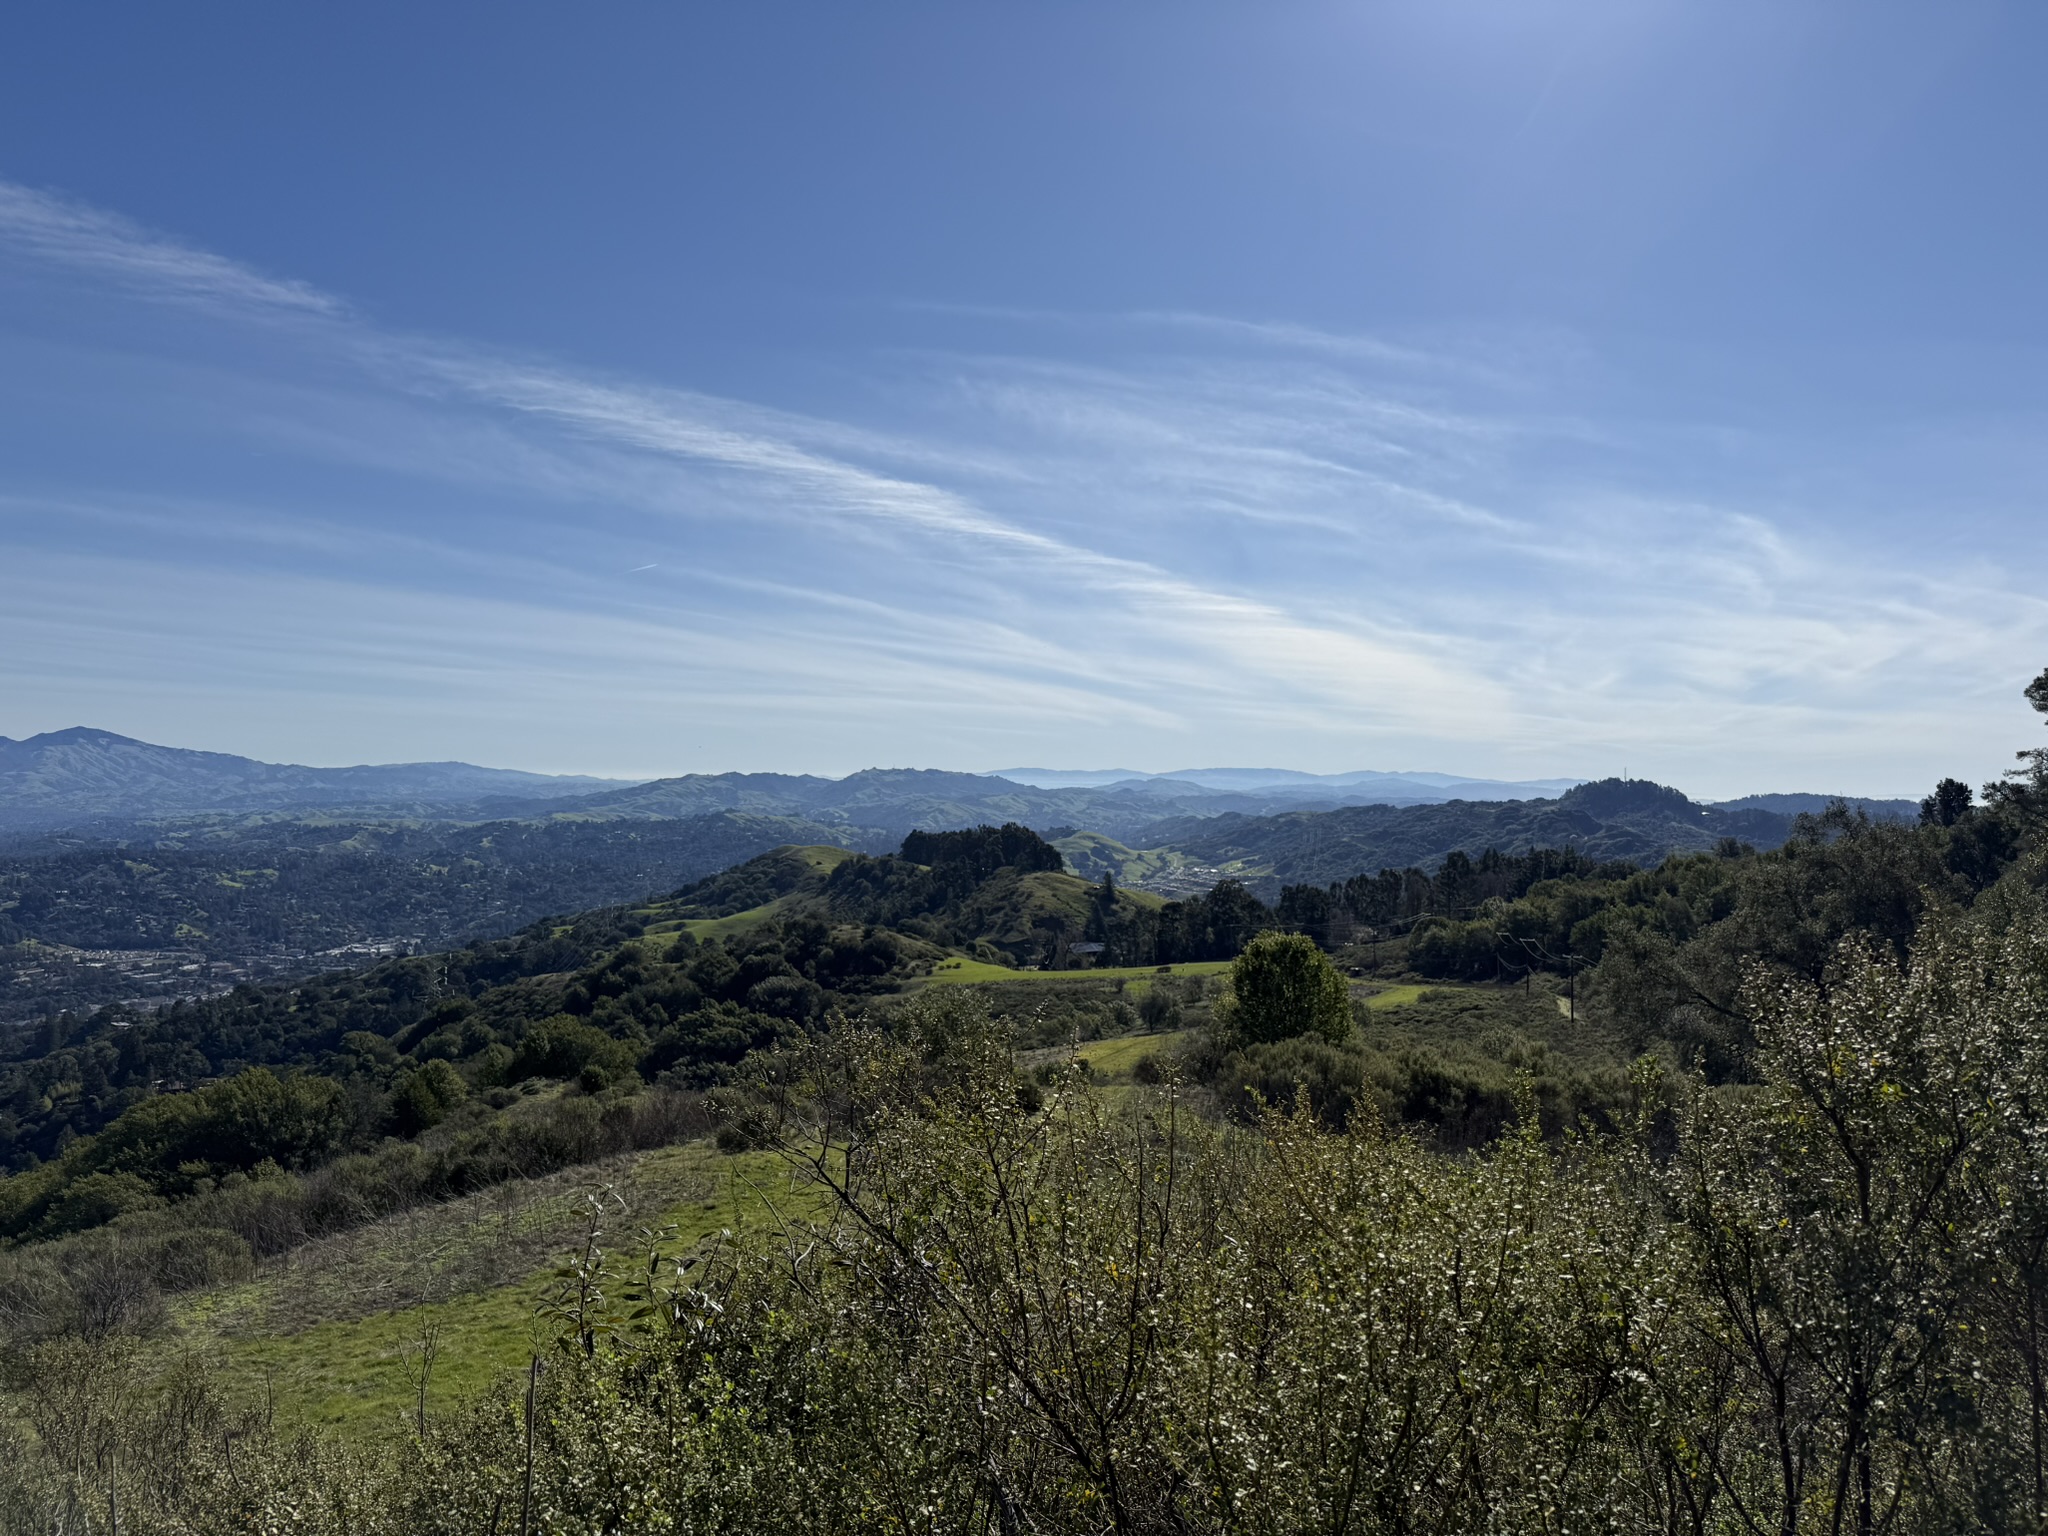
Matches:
[31,726,137,743]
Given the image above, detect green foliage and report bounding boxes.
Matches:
[31,1170,162,1238]
[0,899,649,1166]
[1224,929,1351,1045]
[508,1015,637,1086]
[669,842,860,918]
[1,905,2048,1532]
[1151,876,1272,962]
[0,811,877,1020]
[387,1058,468,1135]
[1922,774,1975,826]
[1191,982,1635,1144]
[0,1066,338,1238]
[1663,910,2048,1531]
[0,902,919,1248]
[897,821,1064,877]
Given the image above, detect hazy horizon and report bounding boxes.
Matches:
[0,723,1932,804]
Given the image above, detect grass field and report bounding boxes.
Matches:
[175,1142,812,1432]
[1071,1030,1187,1080]
[680,900,785,940]
[1361,983,1434,1010]
[926,957,1232,990]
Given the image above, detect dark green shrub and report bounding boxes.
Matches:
[387,1059,469,1136]
[1224,931,1352,1045]
[509,1016,639,1084]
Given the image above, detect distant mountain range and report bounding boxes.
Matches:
[0,728,635,831]
[547,767,1377,843]
[1103,778,1801,898]
[0,730,1607,840]
[0,728,1919,852]
[988,766,1585,801]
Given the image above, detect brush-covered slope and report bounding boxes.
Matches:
[0,824,1105,1173]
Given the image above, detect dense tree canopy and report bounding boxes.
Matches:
[1224,930,1352,1046]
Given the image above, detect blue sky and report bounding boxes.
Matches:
[2,3,2045,798]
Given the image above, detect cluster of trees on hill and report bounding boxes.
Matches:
[1402,795,2032,1071]
[819,824,1069,936]
[1272,845,1634,942]
[0,896,919,1192]
[1065,848,1646,969]
[677,824,1276,970]
[810,828,1634,971]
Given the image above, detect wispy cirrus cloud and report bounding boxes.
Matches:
[0,182,342,319]
[0,176,1506,751]
[0,174,2041,792]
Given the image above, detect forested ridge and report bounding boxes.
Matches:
[0,679,2040,1531]
[0,765,1891,1024]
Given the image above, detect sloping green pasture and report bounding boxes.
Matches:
[925,957,1230,991]
[175,1142,810,1432]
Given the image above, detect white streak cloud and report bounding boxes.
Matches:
[0,176,2042,795]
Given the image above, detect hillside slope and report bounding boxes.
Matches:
[0,812,895,1022]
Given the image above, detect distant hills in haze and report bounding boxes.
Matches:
[0,727,1929,1020]
[990,766,1585,801]
[1715,792,1922,818]
[544,766,1489,844]
[1112,778,1800,894]
[0,727,1920,842]
[0,728,632,831]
